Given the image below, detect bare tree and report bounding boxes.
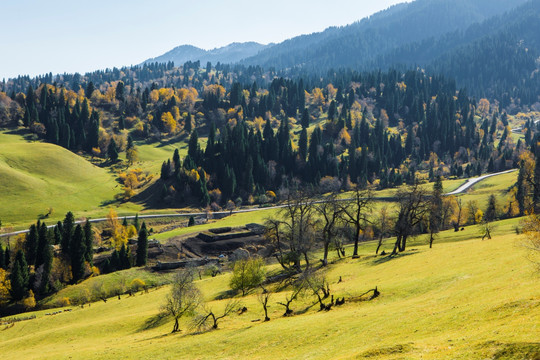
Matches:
[375,207,392,254]
[340,186,373,258]
[467,200,480,225]
[303,269,332,311]
[265,190,317,273]
[314,192,343,266]
[452,198,464,232]
[392,183,430,255]
[258,286,272,322]
[193,299,241,331]
[277,274,309,316]
[162,269,202,333]
[480,220,495,241]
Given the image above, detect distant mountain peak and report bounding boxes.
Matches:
[143,42,271,66]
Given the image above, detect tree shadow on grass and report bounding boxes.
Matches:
[369,251,419,266]
[138,312,169,332]
[213,289,237,300]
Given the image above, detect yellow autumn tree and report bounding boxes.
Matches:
[161,112,177,134]
[0,268,11,305]
[107,208,127,249]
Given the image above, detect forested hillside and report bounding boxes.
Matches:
[1,63,533,209]
[241,0,528,71]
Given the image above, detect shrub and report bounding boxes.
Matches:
[130,278,146,292]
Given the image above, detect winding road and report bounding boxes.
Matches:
[0,169,517,238]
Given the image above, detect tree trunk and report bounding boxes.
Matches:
[429,232,434,248]
[303,252,310,269]
[352,226,361,258]
[398,234,408,252]
[322,242,329,266]
[391,235,401,255]
[172,318,179,333]
[376,235,383,254]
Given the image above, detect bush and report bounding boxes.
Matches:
[23,290,36,310]
[130,278,146,292]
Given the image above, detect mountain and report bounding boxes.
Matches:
[143,42,271,66]
[376,0,540,105]
[241,0,529,71]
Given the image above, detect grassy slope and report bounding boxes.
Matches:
[152,171,518,242]
[1,231,539,359]
[0,131,129,228]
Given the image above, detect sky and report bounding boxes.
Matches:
[0,0,409,80]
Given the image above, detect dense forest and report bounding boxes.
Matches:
[1,61,534,208]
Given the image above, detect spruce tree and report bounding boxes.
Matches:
[133,214,140,231]
[4,247,10,268]
[188,130,199,165]
[108,138,119,162]
[83,220,94,265]
[184,112,192,134]
[301,108,309,128]
[485,195,498,222]
[35,222,49,269]
[38,235,53,295]
[299,127,308,161]
[136,223,148,267]
[173,149,181,174]
[61,212,74,255]
[119,244,131,270]
[25,224,38,266]
[10,250,29,301]
[70,224,86,283]
[0,245,5,269]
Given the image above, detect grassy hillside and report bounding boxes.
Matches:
[1,229,538,359]
[0,130,132,228]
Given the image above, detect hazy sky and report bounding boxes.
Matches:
[0,0,409,79]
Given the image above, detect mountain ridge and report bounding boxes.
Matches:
[143,41,272,66]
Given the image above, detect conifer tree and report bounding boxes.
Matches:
[108,138,119,162]
[136,223,148,267]
[133,214,140,231]
[184,112,192,134]
[25,224,38,266]
[119,244,131,270]
[299,127,308,161]
[188,130,200,165]
[0,245,5,270]
[35,222,49,269]
[61,212,74,255]
[173,149,181,174]
[301,108,309,128]
[70,224,86,283]
[83,220,94,265]
[38,234,53,295]
[485,195,498,222]
[10,250,29,301]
